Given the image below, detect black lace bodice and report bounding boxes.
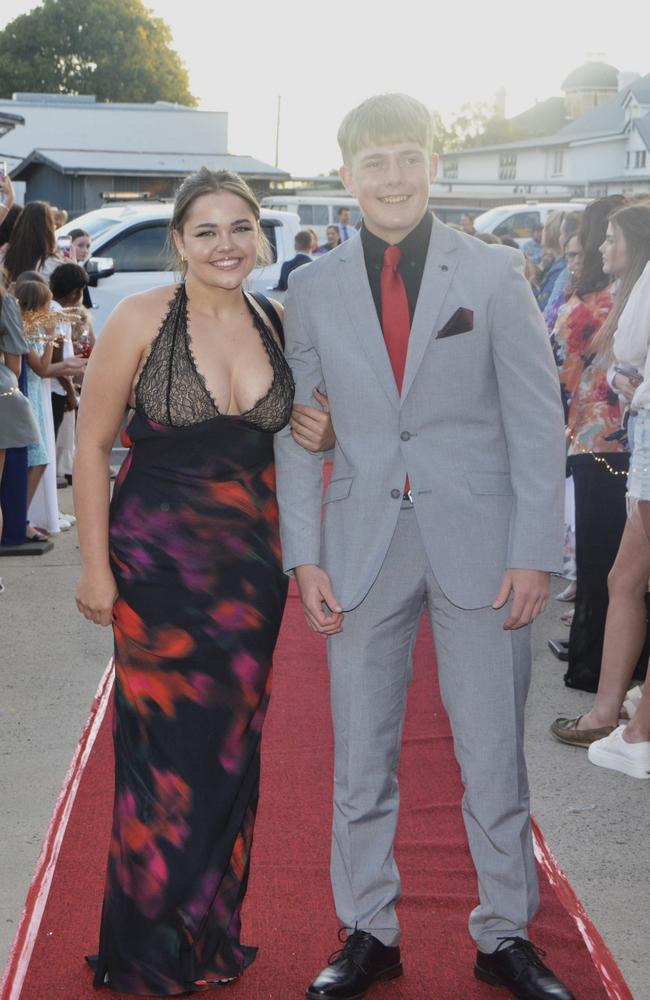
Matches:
[135,284,294,432]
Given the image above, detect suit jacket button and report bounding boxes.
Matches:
[400,431,411,441]
[390,488,401,499]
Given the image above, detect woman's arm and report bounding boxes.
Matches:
[3,351,21,377]
[74,296,153,626]
[0,174,15,217]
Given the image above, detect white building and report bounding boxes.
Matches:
[434,66,650,203]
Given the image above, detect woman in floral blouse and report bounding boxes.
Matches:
[550,196,650,692]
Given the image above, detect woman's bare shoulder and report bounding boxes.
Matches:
[118,283,181,316]
[103,284,181,341]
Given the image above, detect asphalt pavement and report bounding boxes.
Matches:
[0,488,648,998]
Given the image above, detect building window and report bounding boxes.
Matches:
[635,150,647,169]
[552,150,564,175]
[499,153,517,180]
[443,158,458,180]
[626,151,631,169]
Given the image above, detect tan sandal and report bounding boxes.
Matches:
[550,716,616,749]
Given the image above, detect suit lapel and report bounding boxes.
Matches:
[401,218,458,402]
[335,237,400,408]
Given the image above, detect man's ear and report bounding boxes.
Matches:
[429,153,439,184]
[339,163,355,196]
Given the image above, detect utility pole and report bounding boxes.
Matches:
[275,95,282,168]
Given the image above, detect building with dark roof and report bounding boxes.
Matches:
[0,93,288,214]
[434,68,650,204]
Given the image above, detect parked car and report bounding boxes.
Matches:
[260,194,360,242]
[473,202,586,243]
[58,203,300,333]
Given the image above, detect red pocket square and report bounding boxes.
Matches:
[437,307,474,339]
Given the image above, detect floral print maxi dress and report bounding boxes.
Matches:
[93,285,294,994]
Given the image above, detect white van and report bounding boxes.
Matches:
[260,195,360,242]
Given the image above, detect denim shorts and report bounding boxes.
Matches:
[627,410,650,504]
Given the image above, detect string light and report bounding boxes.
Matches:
[567,430,628,477]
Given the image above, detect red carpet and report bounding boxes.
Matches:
[3,590,627,999]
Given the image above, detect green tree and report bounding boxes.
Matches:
[438,102,529,152]
[0,0,197,105]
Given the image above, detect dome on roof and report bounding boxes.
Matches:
[562,61,619,91]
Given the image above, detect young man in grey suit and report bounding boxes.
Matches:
[275,94,573,1000]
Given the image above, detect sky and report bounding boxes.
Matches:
[2,0,649,175]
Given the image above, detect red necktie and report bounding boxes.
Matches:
[380,245,410,392]
[381,245,411,494]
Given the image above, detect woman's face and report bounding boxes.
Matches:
[173,191,260,289]
[565,235,583,277]
[600,223,628,277]
[71,235,91,262]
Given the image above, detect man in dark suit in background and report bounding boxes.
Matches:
[276,230,313,291]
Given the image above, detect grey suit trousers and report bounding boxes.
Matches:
[327,505,540,953]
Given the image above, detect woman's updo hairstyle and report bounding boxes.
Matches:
[169,167,273,272]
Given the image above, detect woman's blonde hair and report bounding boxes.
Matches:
[337,93,434,165]
[593,203,650,357]
[542,211,564,257]
[169,167,273,271]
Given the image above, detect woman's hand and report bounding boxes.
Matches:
[613,371,642,402]
[59,356,87,377]
[0,173,15,213]
[76,568,118,627]
[291,388,335,452]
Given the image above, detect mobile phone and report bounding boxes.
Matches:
[614,363,641,379]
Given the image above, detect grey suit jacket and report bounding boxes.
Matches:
[274,217,566,611]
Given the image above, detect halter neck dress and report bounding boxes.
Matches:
[93,284,294,994]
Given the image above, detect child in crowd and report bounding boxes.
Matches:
[50,263,92,485]
[15,275,85,534]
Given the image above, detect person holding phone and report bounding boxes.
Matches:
[552,203,650,777]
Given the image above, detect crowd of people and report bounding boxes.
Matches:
[2,93,650,999]
[458,197,650,780]
[0,172,92,591]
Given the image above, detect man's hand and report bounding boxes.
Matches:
[294,563,344,635]
[492,569,549,630]
[291,388,335,452]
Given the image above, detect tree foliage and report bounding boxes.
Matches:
[0,0,197,106]
[432,103,529,153]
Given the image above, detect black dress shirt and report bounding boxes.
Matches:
[360,211,433,325]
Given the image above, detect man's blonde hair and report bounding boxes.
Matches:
[337,94,434,165]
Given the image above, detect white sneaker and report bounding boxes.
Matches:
[58,510,76,525]
[588,725,650,779]
[58,516,72,531]
[622,685,643,720]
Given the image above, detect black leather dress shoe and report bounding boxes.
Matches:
[474,937,575,999]
[305,928,402,1000]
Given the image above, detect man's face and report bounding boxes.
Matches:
[339,208,351,226]
[340,142,437,244]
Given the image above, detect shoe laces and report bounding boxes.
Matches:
[495,936,547,969]
[328,925,372,973]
